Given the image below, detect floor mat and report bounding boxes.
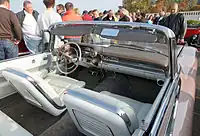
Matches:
[94,74,160,104]
[75,68,103,90]
[127,76,161,103]
[40,112,84,136]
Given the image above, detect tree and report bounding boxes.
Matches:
[190,5,200,10]
[123,0,150,13]
[151,0,190,12]
[188,0,199,10]
[150,0,165,13]
[123,0,196,13]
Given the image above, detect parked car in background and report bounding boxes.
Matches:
[185,20,200,49]
[18,40,30,56]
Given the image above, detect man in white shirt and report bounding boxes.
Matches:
[36,0,62,49]
[16,0,41,54]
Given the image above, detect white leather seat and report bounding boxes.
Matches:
[2,67,85,116]
[100,91,152,126]
[63,88,152,136]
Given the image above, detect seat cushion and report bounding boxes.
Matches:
[44,73,85,96]
[101,91,152,126]
[33,70,85,96]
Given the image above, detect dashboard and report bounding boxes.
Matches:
[55,41,166,80]
[75,43,166,80]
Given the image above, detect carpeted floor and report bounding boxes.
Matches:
[94,74,160,104]
[40,113,84,136]
[76,69,160,104]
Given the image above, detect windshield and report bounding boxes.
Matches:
[80,34,169,57]
[50,22,171,57]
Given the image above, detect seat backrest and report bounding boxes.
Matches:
[2,67,66,116]
[63,88,139,136]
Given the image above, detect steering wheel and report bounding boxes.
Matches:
[56,42,82,75]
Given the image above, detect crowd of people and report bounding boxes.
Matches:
[0,0,187,60]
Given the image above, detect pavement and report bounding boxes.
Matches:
[192,56,200,136]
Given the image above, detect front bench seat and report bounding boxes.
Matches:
[63,88,152,136]
[2,67,85,116]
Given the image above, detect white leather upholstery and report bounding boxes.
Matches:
[45,73,85,96]
[100,91,152,126]
[2,67,85,116]
[63,88,150,136]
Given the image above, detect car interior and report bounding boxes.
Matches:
[0,27,171,136]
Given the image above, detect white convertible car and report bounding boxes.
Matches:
[0,22,198,136]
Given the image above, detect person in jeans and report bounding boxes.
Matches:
[0,0,22,60]
[16,0,41,54]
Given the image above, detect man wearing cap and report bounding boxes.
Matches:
[16,0,41,54]
[62,2,82,22]
[0,0,22,60]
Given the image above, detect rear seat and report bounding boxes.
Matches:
[0,110,33,136]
